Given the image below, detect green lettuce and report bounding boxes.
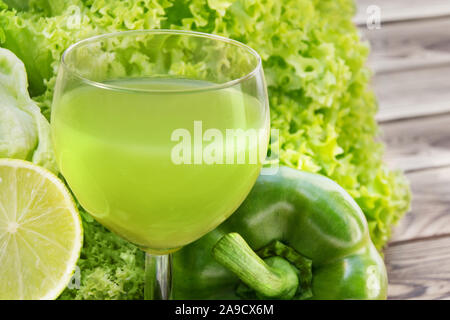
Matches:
[0,47,56,171]
[59,211,145,300]
[0,0,410,300]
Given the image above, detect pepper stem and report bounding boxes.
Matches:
[212,233,299,299]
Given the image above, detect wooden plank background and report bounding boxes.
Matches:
[355,0,450,24]
[355,0,450,299]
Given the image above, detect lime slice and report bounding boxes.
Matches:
[0,159,82,300]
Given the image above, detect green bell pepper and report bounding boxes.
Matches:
[172,166,387,300]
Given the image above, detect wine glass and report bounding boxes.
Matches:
[51,30,270,299]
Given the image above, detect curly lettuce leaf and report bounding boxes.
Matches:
[59,210,145,300]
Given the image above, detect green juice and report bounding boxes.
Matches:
[51,79,269,252]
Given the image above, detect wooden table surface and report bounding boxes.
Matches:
[355,0,450,299]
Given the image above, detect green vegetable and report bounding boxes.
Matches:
[58,212,145,300]
[0,0,410,299]
[173,166,387,300]
[0,47,56,172]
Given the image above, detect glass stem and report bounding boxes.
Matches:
[144,253,172,300]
